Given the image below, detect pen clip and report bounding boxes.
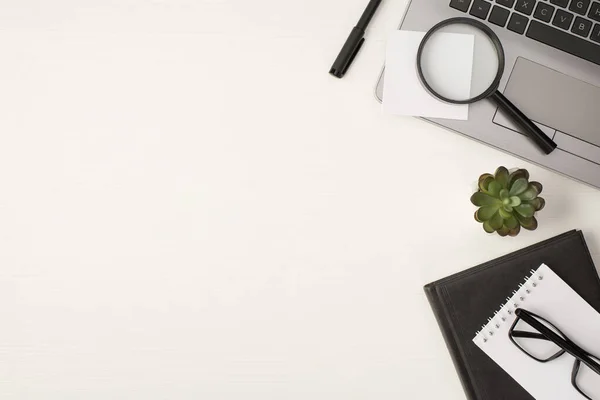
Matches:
[330,27,365,78]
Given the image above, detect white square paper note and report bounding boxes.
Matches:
[383,30,474,120]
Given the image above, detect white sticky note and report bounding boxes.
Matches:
[383,30,474,120]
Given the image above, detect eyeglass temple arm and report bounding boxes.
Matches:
[516,309,600,375]
[511,330,550,340]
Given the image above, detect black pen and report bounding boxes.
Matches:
[329,0,383,79]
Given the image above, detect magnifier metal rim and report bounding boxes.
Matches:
[416,17,506,105]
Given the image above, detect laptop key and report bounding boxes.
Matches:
[508,12,530,32]
[489,5,511,25]
[526,20,600,65]
[571,15,593,35]
[450,0,472,12]
[569,0,591,14]
[534,2,556,20]
[470,0,492,17]
[588,1,600,20]
[552,9,575,28]
[550,0,569,7]
[591,22,600,41]
[497,0,516,7]
[515,0,537,15]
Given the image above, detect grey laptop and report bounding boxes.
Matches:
[375,0,600,188]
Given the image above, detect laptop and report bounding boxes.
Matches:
[375,0,600,189]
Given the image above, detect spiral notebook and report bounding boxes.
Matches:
[473,264,600,399]
[424,230,600,399]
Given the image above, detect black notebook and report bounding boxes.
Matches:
[424,230,600,400]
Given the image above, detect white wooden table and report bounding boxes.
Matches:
[1,1,599,398]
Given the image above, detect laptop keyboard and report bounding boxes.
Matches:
[450,0,600,66]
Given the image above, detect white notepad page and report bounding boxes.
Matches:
[473,264,600,399]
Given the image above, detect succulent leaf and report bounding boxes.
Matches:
[505,215,519,229]
[471,192,502,206]
[516,215,538,231]
[489,212,503,230]
[499,207,512,219]
[497,225,510,237]
[519,184,539,201]
[526,197,545,211]
[483,220,495,233]
[508,225,521,237]
[508,169,530,187]
[515,203,535,218]
[530,181,543,195]
[478,174,494,192]
[476,205,500,221]
[499,189,509,201]
[509,178,529,196]
[495,167,509,189]
[509,196,521,207]
[514,213,535,229]
[488,181,502,197]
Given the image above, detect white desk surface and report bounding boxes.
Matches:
[1,1,600,399]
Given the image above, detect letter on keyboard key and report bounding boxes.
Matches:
[534,2,556,21]
[592,23,600,41]
[515,0,537,15]
[552,9,575,28]
[489,5,511,26]
[470,0,492,18]
[508,13,530,32]
[527,20,600,65]
[571,15,593,35]
[450,0,472,12]
[569,0,591,14]
[588,1,600,20]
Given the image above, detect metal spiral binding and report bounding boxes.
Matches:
[475,269,544,344]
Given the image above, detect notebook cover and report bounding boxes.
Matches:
[424,230,600,400]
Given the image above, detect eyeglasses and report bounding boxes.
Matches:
[509,308,600,399]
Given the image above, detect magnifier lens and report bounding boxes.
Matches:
[419,23,500,103]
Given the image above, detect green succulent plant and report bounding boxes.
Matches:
[471,167,545,237]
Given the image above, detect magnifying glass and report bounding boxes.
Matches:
[416,17,557,155]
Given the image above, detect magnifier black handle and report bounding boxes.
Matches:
[490,91,557,155]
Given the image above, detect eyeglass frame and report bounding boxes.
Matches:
[509,308,600,399]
